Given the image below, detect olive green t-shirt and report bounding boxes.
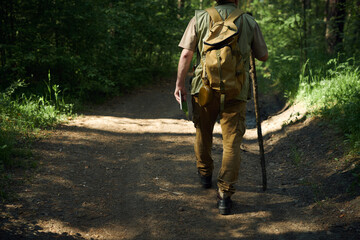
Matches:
[178,3,268,101]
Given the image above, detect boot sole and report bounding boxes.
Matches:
[219,207,231,215]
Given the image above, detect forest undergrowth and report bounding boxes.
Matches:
[0,75,73,200]
[297,56,360,152]
[295,56,360,189]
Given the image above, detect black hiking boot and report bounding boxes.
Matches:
[198,171,212,189]
[217,197,232,215]
[217,190,232,215]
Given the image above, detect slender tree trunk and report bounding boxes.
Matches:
[5,0,15,60]
[325,0,346,54]
[302,0,311,62]
[356,0,360,33]
[177,0,185,18]
[351,0,360,51]
[178,0,185,9]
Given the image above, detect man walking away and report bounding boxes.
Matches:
[174,0,268,215]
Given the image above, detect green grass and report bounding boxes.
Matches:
[290,145,303,166]
[296,57,360,152]
[0,78,73,201]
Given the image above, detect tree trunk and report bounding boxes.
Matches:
[302,0,311,62]
[325,0,346,54]
[242,0,252,10]
[178,0,185,9]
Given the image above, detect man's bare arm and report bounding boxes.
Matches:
[174,48,194,104]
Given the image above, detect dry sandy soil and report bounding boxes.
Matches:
[1,77,359,239]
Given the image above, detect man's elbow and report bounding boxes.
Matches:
[181,49,194,60]
[258,52,268,62]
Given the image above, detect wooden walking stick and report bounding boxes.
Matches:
[249,51,267,191]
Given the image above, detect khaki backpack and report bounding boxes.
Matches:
[199,7,245,108]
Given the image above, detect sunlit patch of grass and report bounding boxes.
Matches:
[0,77,74,201]
[296,57,360,152]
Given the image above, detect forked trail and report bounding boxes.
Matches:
[1,78,359,239]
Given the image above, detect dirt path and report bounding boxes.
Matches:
[1,78,359,239]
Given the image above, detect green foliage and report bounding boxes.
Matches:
[0,0,186,101]
[243,0,360,154]
[344,0,360,55]
[297,57,360,151]
[244,0,359,97]
[0,79,72,201]
[245,0,304,97]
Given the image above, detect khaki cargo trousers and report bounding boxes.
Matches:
[192,92,247,195]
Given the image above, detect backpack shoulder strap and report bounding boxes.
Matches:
[205,7,223,24]
[225,9,244,37]
[225,8,244,23]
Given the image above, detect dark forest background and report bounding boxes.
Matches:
[1,0,359,99]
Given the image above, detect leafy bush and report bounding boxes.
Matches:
[297,57,360,151]
[0,79,73,200]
